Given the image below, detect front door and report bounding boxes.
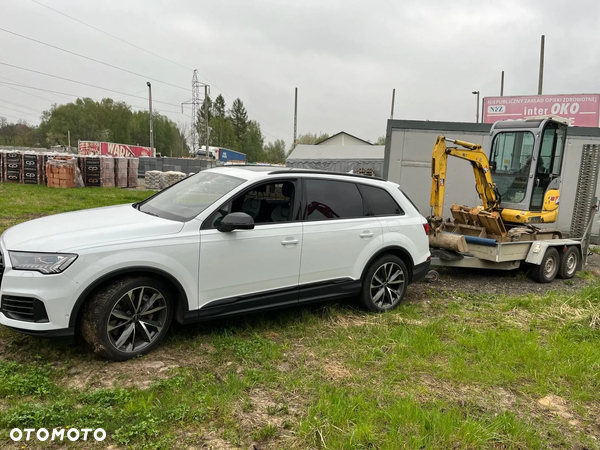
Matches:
[198,179,302,317]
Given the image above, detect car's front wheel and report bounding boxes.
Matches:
[81,277,173,361]
[359,255,408,312]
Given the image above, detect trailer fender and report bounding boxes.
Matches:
[525,240,583,267]
[525,242,550,266]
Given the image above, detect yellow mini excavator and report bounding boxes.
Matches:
[429,116,568,250]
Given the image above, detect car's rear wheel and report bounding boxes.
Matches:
[359,255,408,312]
[81,277,173,361]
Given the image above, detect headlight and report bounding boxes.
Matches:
[8,252,78,274]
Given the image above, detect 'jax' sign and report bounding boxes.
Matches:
[78,141,154,158]
[483,94,600,127]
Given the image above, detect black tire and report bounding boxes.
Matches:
[529,247,559,283]
[558,246,579,279]
[80,276,173,361]
[359,255,408,312]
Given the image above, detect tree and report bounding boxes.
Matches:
[197,96,213,149]
[287,132,330,156]
[243,120,265,162]
[264,139,286,164]
[230,98,248,148]
[213,94,226,118]
[375,136,386,145]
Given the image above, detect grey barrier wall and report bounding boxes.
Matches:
[137,158,214,177]
[384,120,600,240]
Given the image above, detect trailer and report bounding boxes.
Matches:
[218,148,246,163]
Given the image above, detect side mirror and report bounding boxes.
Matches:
[217,212,255,232]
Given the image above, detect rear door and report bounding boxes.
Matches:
[298,178,383,296]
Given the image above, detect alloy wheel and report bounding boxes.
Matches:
[370,262,405,308]
[107,286,168,353]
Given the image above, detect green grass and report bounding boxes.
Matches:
[0,183,153,234]
[1,184,600,449]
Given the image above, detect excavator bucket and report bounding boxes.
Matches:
[450,204,506,237]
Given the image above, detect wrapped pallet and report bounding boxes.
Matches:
[162,171,186,189]
[100,157,115,187]
[114,157,128,188]
[80,156,101,187]
[46,157,84,188]
[127,158,139,188]
[0,151,4,183]
[144,170,162,190]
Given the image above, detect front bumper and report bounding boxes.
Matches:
[0,251,81,333]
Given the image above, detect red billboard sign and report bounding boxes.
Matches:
[78,141,154,157]
[483,94,600,127]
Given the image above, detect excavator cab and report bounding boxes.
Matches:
[488,117,568,224]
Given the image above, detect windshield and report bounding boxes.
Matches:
[138,171,245,221]
[490,131,535,204]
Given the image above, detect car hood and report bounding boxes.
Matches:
[1,204,184,252]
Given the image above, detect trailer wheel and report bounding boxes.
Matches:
[557,246,579,279]
[530,247,559,283]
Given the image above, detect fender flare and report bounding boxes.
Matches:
[68,266,190,328]
[360,246,415,282]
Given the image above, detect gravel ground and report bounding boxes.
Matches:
[408,251,600,300]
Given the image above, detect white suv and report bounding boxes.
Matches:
[0,167,430,360]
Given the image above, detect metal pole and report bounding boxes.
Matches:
[390,88,396,119]
[67,130,70,150]
[204,85,209,153]
[293,87,298,149]
[147,82,154,153]
[538,35,545,95]
[500,71,504,96]
[472,91,480,123]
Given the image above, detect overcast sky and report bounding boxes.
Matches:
[1,0,599,145]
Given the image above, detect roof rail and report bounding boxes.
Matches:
[268,168,386,181]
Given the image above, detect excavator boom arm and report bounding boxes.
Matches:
[430,136,500,218]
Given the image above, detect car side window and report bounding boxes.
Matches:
[304,179,365,221]
[358,184,404,216]
[205,181,296,229]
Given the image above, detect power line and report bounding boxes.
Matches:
[0,80,185,115]
[0,75,65,103]
[0,62,185,108]
[0,97,44,113]
[0,27,189,92]
[31,0,195,73]
[24,5,287,141]
[0,103,40,117]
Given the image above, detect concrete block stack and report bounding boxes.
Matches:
[0,151,4,182]
[80,156,101,187]
[144,170,162,190]
[114,157,128,188]
[162,171,186,188]
[46,157,83,188]
[128,158,139,188]
[100,157,115,187]
[4,151,23,183]
[22,153,45,185]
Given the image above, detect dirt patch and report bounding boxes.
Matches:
[537,395,581,427]
[59,346,209,390]
[323,361,352,381]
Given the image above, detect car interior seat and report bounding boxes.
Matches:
[270,183,294,222]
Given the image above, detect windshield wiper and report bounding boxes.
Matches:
[139,208,159,217]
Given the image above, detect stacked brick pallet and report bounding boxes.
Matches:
[114,157,128,188]
[46,158,83,188]
[128,158,139,188]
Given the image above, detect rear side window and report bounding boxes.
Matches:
[305,179,364,220]
[358,184,404,216]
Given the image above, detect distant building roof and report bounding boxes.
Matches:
[316,131,373,146]
[287,144,384,160]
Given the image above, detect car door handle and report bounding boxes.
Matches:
[359,231,374,238]
[281,238,299,246]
